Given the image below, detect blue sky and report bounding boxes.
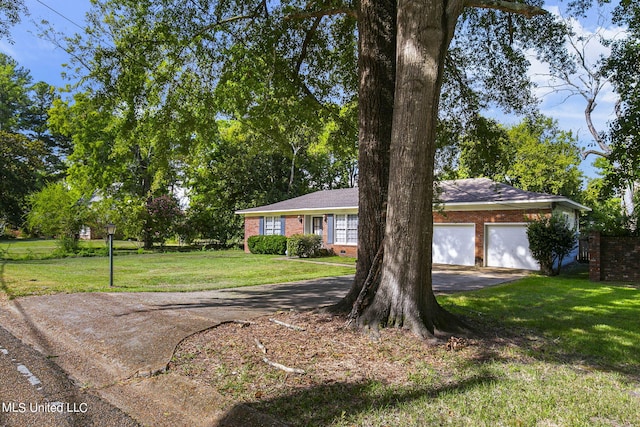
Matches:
[1,0,626,180]
[0,0,88,87]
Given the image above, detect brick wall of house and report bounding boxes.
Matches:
[433,209,551,266]
[589,231,640,282]
[243,217,261,253]
[243,215,358,257]
[327,244,357,258]
[243,208,551,260]
[284,215,304,236]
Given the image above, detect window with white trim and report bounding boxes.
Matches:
[335,214,358,244]
[264,216,281,235]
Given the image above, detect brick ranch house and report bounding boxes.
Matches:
[236,178,590,270]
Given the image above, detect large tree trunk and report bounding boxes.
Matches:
[357,0,466,338]
[330,0,396,313]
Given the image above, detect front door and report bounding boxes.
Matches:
[312,217,323,237]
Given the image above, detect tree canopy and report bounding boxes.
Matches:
[451,115,584,201]
[0,130,46,226]
[26,181,88,251]
[0,54,68,227]
[504,116,583,199]
[604,0,640,215]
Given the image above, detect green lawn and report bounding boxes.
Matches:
[413,269,640,426]
[0,238,141,259]
[316,255,357,265]
[441,266,640,372]
[0,250,355,298]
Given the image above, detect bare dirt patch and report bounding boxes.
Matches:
[169,310,532,425]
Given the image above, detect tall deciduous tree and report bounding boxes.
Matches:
[531,4,636,223]
[454,115,512,180]
[62,0,581,337]
[532,9,615,160]
[24,81,72,177]
[506,116,584,199]
[336,0,396,314]
[48,88,199,248]
[26,181,88,252]
[353,1,558,337]
[186,120,303,244]
[453,115,584,200]
[57,0,360,246]
[0,54,30,132]
[604,0,640,222]
[356,0,468,336]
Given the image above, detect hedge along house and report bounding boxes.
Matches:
[236,178,590,270]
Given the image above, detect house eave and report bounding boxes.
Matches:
[236,197,590,216]
[439,198,591,212]
[235,206,359,216]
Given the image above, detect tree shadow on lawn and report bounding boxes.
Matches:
[216,372,497,427]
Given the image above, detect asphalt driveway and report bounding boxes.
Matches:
[0,266,525,426]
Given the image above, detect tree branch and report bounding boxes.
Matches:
[296,17,323,75]
[465,0,547,18]
[262,357,305,374]
[584,98,612,157]
[582,148,609,159]
[285,7,357,20]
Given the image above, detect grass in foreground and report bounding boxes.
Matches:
[0,250,355,298]
[171,266,640,426]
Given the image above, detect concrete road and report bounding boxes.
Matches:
[0,325,138,426]
[0,267,525,426]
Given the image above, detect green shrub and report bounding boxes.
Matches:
[287,234,322,258]
[247,235,288,255]
[526,213,577,276]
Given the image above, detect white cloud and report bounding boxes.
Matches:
[526,6,626,147]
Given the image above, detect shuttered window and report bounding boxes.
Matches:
[263,216,282,235]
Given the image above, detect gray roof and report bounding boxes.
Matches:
[237,187,358,214]
[236,178,590,214]
[438,178,567,204]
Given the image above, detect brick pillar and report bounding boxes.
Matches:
[589,231,601,281]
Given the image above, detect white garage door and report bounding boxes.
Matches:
[485,224,539,270]
[433,224,475,266]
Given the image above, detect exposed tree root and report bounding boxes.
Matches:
[254,335,304,374]
[355,284,473,343]
[327,241,473,342]
[345,241,384,327]
[268,318,306,331]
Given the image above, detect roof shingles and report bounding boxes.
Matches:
[438,178,565,203]
[236,178,588,214]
